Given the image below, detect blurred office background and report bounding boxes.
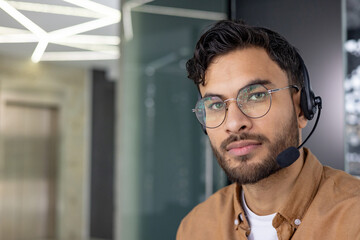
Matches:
[0,0,357,240]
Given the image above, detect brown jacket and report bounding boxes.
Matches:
[177,148,360,239]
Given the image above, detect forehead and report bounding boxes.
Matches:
[199,47,288,96]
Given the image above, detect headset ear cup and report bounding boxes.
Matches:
[300,87,316,120]
[300,88,310,119]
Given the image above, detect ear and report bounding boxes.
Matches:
[293,90,308,129]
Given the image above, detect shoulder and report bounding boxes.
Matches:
[315,166,360,216]
[322,166,360,196]
[176,184,236,239]
[306,167,360,238]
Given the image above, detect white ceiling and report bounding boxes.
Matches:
[0,0,120,79]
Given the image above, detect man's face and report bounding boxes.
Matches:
[199,47,306,185]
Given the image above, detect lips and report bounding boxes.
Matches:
[225,140,261,156]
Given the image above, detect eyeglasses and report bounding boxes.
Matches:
[192,84,299,129]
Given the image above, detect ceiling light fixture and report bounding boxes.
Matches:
[54,35,120,45]
[49,17,119,40]
[123,0,154,41]
[134,5,227,21]
[7,1,104,18]
[63,0,120,17]
[32,40,49,62]
[0,33,37,43]
[0,0,47,38]
[56,42,118,53]
[41,51,119,61]
[0,26,119,45]
[0,0,121,62]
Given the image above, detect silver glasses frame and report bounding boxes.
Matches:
[192,84,299,129]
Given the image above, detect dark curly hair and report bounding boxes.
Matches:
[186,20,304,89]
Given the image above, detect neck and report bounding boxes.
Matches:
[242,148,305,216]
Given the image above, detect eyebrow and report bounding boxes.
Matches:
[203,78,274,98]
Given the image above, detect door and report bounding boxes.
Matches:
[0,101,58,240]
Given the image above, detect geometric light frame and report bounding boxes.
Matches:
[0,0,121,62]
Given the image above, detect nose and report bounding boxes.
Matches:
[223,100,253,134]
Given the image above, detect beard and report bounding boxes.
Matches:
[211,111,299,185]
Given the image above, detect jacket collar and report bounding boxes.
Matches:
[232,148,323,233]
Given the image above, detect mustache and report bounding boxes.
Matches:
[220,133,270,151]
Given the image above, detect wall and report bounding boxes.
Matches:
[116,1,228,239]
[233,0,345,170]
[0,55,90,240]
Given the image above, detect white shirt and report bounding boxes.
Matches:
[241,191,278,240]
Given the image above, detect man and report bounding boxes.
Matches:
[176,20,360,240]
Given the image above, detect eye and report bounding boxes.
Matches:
[203,97,225,111]
[248,92,268,101]
[208,101,225,110]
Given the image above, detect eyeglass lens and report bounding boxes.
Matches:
[194,84,272,128]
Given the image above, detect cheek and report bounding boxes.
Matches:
[253,118,276,141]
[259,103,295,137]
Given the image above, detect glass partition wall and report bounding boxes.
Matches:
[117,1,228,239]
[345,0,360,177]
